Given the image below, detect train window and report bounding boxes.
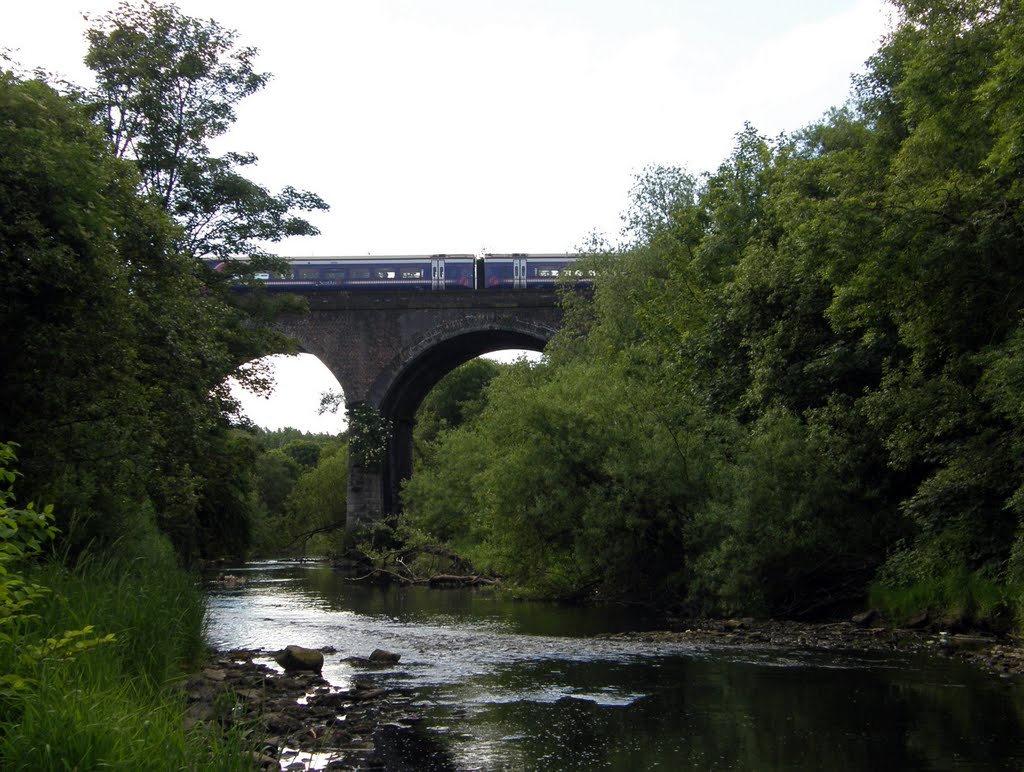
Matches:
[323,269,346,280]
[253,272,270,280]
[400,269,423,279]
[538,268,560,277]
[375,270,397,280]
[296,267,319,279]
[350,268,370,279]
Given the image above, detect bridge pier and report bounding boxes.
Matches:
[345,466,384,531]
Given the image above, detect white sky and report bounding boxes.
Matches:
[6,0,894,434]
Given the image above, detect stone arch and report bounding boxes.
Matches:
[268,288,569,528]
[372,318,556,514]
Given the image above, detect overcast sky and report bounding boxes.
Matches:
[6,0,894,433]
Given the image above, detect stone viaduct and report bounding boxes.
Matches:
[271,289,565,529]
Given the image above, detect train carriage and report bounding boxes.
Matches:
[266,255,476,291]
[210,253,588,291]
[481,254,588,289]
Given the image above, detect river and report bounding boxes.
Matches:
[205,560,1024,770]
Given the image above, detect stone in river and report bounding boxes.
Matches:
[369,648,401,664]
[274,644,325,673]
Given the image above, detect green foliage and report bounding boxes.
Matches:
[254,449,302,514]
[192,429,260,559]
[405,359,718,602]
[869,566,1012,632]
[0,39,312,561]
[403,1,1024,624]
[84,0,328,261]
[0,441,222,767]
[0,443,114,701]
[281,439,323,470]
[255,426,344,449]
[1,71,159,548]
[403,422,490,546]
[0,548,250,769]
[414,357,503,460]
[285,448,349,550]
[250,443,349,556]
[688,410,885,616]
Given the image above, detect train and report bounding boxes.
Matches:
[208,254,591,291]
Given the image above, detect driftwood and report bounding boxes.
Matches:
[348,565,498,587]
[347,543,498,588]
[427,573,500,587]
[283,524,497,587]
[399,543,475,574]
[285,521,346,553]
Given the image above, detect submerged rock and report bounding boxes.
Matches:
[344,648,404,667]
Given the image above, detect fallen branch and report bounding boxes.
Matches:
[346,566,499,588]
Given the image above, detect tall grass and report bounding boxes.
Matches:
[36,551,208,684]
[0,544,254,770]
[868,569,1016,632]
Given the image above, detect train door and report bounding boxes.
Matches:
[431,257,445,290]
[513,256,528,289]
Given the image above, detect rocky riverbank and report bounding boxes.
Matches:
[179,649,454,771]
[601,617,1024,679]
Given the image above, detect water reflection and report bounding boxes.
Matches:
[205,561,1024,770]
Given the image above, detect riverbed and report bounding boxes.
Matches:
[205,560,1024,770]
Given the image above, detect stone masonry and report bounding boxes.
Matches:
[272,289,565,528]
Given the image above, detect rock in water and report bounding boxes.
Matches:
[369,649,401,664]
[274,645,325,673]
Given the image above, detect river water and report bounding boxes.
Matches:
[205,560,1024,770]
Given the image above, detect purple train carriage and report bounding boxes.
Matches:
[209,254,590,291]
[480,254,592,289]
[263,255,476,291]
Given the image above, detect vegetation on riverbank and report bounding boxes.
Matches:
[3,0,1024,764]
[0,4,331,766]
[402,0,1024,630]
[1,1,326,568]
[0,445,254,769]
[0,560,255,770]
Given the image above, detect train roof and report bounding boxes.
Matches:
[481,253,574,259]
[220,253,578,264]
[275,254,475,263]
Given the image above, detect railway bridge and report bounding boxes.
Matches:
[271,289,565,528]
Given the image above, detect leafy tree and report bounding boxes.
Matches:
[401,0,1024,623]
[413,358,503,461]
[404,359,719,602]
[281,440,322,471]
[282,447,349,555]
[254,427,344,450]
[84,0,328,263]
[0,68,291,561]
[0,71,166,545]
[255,450,302,515]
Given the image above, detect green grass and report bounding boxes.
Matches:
[0,547,257,770]
[868,569,1016,632]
